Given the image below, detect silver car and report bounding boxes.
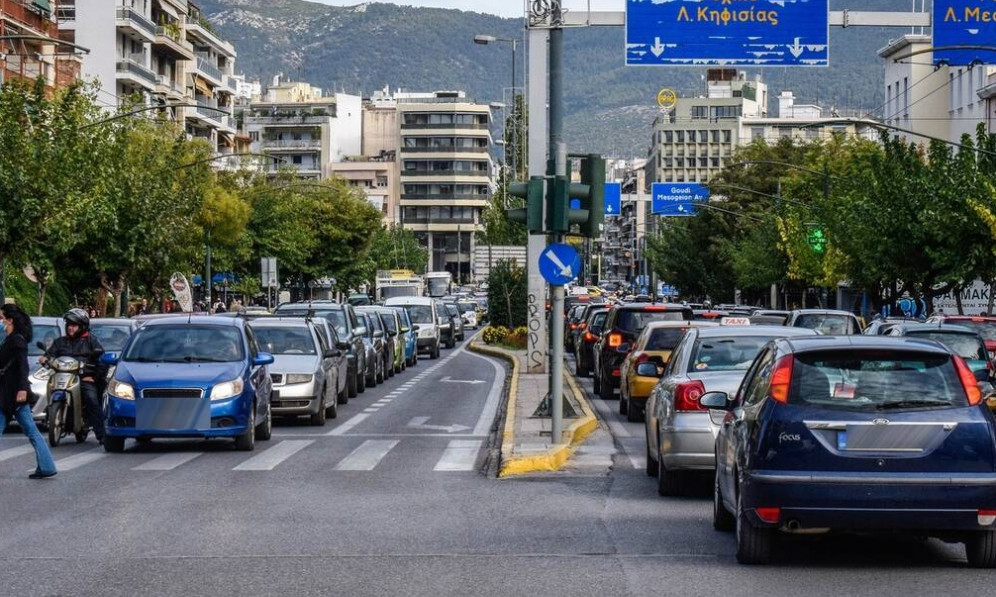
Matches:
[28,317,66,424]
[250,319,340,426]
[644,325,818,496]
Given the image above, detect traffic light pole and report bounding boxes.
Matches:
[548,17,566,445]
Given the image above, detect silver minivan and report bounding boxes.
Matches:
[384,297,441,359]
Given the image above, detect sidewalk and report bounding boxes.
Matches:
[468,339,604,476]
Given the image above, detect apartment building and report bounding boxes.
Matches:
[981,72,996,135]
[737,91,880,145]
[395,90,492,283]
[1,0,78,89]
[245,78,361,179]
[327,155,397,224]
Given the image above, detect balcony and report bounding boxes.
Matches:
[195,56,223,85]
[245,115,331,127]
[115,6,156,42]
[401,123,489,130]
[400,193,488,201]
[3,0,57,35]
[260,139,322,150]
[154,75,186,100]
[153,26,195,60]
[185,20,237,58]
[401,169,490,178]
[115,56,157,90]
[400,146,489,154]
[220,74,240,95]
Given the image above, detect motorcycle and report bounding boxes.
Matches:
[40,353,91,447]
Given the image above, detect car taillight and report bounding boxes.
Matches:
[583,332,598,342]
[675,380,706,412]
[954,355,983,406]
[979,509,996,526]
[756,507,781,524]
[769,355,794,404]
[986,340,996,355]
[569,323,577,330]
[608,333,623,348]
[579,322,587,331]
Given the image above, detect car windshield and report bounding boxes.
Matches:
[616,309,687,333]
[907,331,986,361]
[458,303,475,313]
[789,350,966,409]
[378,313,398,333]
[689,336,778,372]
[589,312,608,333]
[124,325,245,362]
[646,327,690,350]
[794,314,856,335]
[445,304,459,317]
[364,312,383,332]
[90,324,133,352]
[252,327,316,355]
[405,305,434,324]
[274,307,348,337]
[32,324,61,356]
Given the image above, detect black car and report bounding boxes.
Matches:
[435,300,456,349]
[575,307,609,378]
[593,303,693,400]
[442,301,465,342]
[357,306,398,380]
[273,301,368,397]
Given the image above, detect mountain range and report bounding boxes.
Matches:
[197,0,921,158]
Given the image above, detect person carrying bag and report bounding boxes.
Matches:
[0,303,56,479]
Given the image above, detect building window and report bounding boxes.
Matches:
[722,130,732,143]
[292,155,302,165]
[676,130,685,143]
[249,131,258,142]
[664,131,673,143]
[688,130,696,143]
[691,105,708,119]
[376,176,388,187]
[711,130,719,143]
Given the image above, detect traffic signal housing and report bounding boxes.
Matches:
[507,176,544,233]
[578,154,605,238]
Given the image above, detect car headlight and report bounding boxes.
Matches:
[210,378,244,401]
[32,368,52,381]
[108,378,135,400]
[285,373,313,384]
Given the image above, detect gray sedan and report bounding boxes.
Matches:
[644,325,819,496]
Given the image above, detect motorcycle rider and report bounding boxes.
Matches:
[39,309,106,444]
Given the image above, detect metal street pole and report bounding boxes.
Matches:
[526,22,549,376]
[549,5,565,445]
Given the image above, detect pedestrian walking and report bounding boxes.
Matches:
[0,303,56,479]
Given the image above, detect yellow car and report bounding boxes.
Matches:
[618,321,718,422]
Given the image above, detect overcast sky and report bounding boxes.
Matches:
[310,0,623,18]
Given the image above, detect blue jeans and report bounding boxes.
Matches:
[1,404,57,475]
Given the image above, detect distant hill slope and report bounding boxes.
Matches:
[199,0,919,158]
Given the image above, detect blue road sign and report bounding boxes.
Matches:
[539,243,581,287]
[604,182,621,217]
[626,0,829,67]
[651,183,709,216]
[933,0,996,66]
[660,284,679,297]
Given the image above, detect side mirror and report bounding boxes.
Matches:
[336,341,350,351]
[373,330,384,339]
[412,325,420,332]
[636,363,661,377]
[100,352,119,365]
[400,327,411,333]
[388,330,398,337]
[353,326,368,337]
[253,352,275,366]
[324,348,340,358]
[700,391,731,410]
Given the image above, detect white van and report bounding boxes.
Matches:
[384,296,441,359]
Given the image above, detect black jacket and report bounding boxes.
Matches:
[44,331,106,380]
[0,333,31,417]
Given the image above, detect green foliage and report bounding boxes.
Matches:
[486,259,526,329]
[481,325,509,345]
[368,224,428,275]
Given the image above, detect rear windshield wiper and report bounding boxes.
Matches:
[876,400,952,410]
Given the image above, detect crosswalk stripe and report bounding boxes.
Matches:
[335,439,398,471]
[0,445,34,463]
[433,439,483,471]
[233,440,314,471]
[53,448,106,472]
[133,452,203,471]
[326,413,369,436]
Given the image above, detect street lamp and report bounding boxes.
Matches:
[474,34,519,178]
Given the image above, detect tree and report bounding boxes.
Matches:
[486,258,526,329]
[368,225,428,275]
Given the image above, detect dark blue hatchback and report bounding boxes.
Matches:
[102,316,275,452]
[705,336,996,567]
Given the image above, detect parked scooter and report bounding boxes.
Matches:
[38,345,90,447]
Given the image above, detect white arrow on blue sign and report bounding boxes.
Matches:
[604,182,621,217]
[651,183,709,216]
[539,243,580,287]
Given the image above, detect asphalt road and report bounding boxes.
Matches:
[1,339,994,596]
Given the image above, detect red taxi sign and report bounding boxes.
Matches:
[720,317,751,326]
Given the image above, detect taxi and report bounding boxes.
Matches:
[618,320,718,422]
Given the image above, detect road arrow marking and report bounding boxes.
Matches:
[408,416,472,433]
[545,249,574,278]
[441,376,485,385]
[788,37,804,58]
[650,37,665,57]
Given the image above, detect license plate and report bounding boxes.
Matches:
[837,431,847,450]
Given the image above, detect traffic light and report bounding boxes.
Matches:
[578,154,605,238]
[507,176,544,233]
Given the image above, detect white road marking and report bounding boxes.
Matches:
[233,440,314,471]
[132,452,203,471]
[463,349,506,436]
[0,445,34,462]
[376,399,392,403]
[433,439,482,471]
[326,413,369,436]
[363,408,379,413]
[53,448,106,472]
[335,439,398,471]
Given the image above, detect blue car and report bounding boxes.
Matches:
[102,317,274,452]
[390,305,418,367]
[705,336,996,567]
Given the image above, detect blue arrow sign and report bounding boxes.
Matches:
[604,182,621,217]
[651,183,709,216]
[626,0,829,67]
[539,243,580,287]
[933,0,996,66]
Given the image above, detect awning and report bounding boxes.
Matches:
[193,76,213,97]
[156,0,180,21]
[31,0,51,17]
[219,132,236,147]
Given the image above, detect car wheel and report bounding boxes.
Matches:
[310,390,327,426]
[713,466,735,532]
[645,427,657,478]
[235,406,256,451]
[47,402,65,447]
[256,401,273,441]
[599,372,614,400]
[657,440,682,497]
[966,531,996,568]
[735,491,773,564]
[367,363,377,387]
[103,435,125,453]
[626,399,642,423]
[347,368,358,398]
[337,380,349,405]
[325,388,338,420]
[432,343,440,359]
[75,430,88,444]
[357,369,366,394]
[576,355,589,378]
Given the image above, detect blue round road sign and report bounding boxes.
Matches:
[539,243,580,286]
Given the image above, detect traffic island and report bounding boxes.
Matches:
[468,339,599,477]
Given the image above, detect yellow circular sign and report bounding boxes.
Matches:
[657,88,677,110]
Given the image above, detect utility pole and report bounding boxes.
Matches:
[548,3,566,444]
